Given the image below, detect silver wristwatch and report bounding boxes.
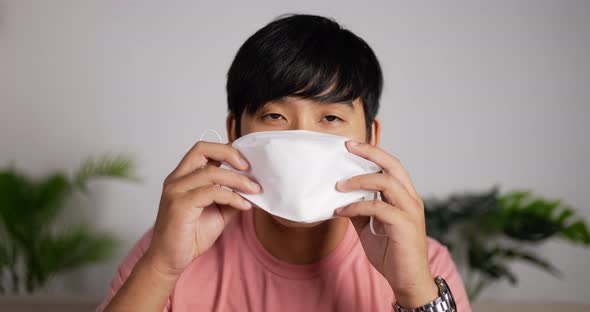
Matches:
[392,276,457,312]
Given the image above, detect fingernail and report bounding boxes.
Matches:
[336,179,348,189]
[334,207,343,214]
[348,140,360,147]
[239,157,249,169]
[242,200,252,209]
[249,181,261,192]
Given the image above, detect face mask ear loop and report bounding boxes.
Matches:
[370,192,388,237]
[198,129,229,188]
[199,129,223,143]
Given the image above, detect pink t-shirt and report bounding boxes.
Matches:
[97,210,471,311]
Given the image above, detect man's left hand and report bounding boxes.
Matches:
[335,140,438,308]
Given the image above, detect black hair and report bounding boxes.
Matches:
[226,14,383,141]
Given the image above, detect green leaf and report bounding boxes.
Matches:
[32,225,118,285]
[31,173,71,229]
[562,221,590,244]
[74,154,140,192]
[494,247,561,277]
[484,263,518,285]
[556,209,574,226]
[498,192,590,244]
[425,187,500,240]
[498,191,528,212]
[0,169,37,246]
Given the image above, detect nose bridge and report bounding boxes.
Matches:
[289,106,315,131]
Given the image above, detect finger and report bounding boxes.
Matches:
[201,142,234,168]
[345,140,419,199]
[336,173,417,212]
[334,200,401,226]
[168,166,261,194]
[169,141,249,180]
[180,185,252,211]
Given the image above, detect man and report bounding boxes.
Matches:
[99,14,471,311]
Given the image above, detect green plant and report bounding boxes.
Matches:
[424,187,590,301]
[0,154,140,294]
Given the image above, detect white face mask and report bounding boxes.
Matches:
[221,130,381,223]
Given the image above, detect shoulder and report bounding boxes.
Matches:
[425,236,473,312]
[96,227,158,312]
[105,227,155,288]
[425,236,461,283]
[426,236,452,268]
[121,227,154,268]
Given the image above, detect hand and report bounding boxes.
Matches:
[334,140,438,308]
[145,140,262,279]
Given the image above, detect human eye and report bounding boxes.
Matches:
[321,115,343,122]
[262,113,285,120]
[261,113,286,121]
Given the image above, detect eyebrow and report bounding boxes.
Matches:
[275,96,355,110]
[332,100,355,110]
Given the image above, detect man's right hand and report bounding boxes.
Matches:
[103,140,260,312]
[144,140,261,279]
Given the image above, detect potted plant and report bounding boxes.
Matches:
[0,154,139,294]
[424,187,590,301]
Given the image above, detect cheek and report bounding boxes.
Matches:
[335,117,368,142]
[352,122,370,142]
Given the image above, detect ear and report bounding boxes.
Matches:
[370,117,381,147]
[226,113,237,143]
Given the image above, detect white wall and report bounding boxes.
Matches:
[1,0,589,303]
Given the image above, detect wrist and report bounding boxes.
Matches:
[392,276,439,308]
[141,250,183,286]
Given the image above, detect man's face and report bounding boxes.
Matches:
[227,96,381,227]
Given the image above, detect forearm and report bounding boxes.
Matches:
[104,253,179,312]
